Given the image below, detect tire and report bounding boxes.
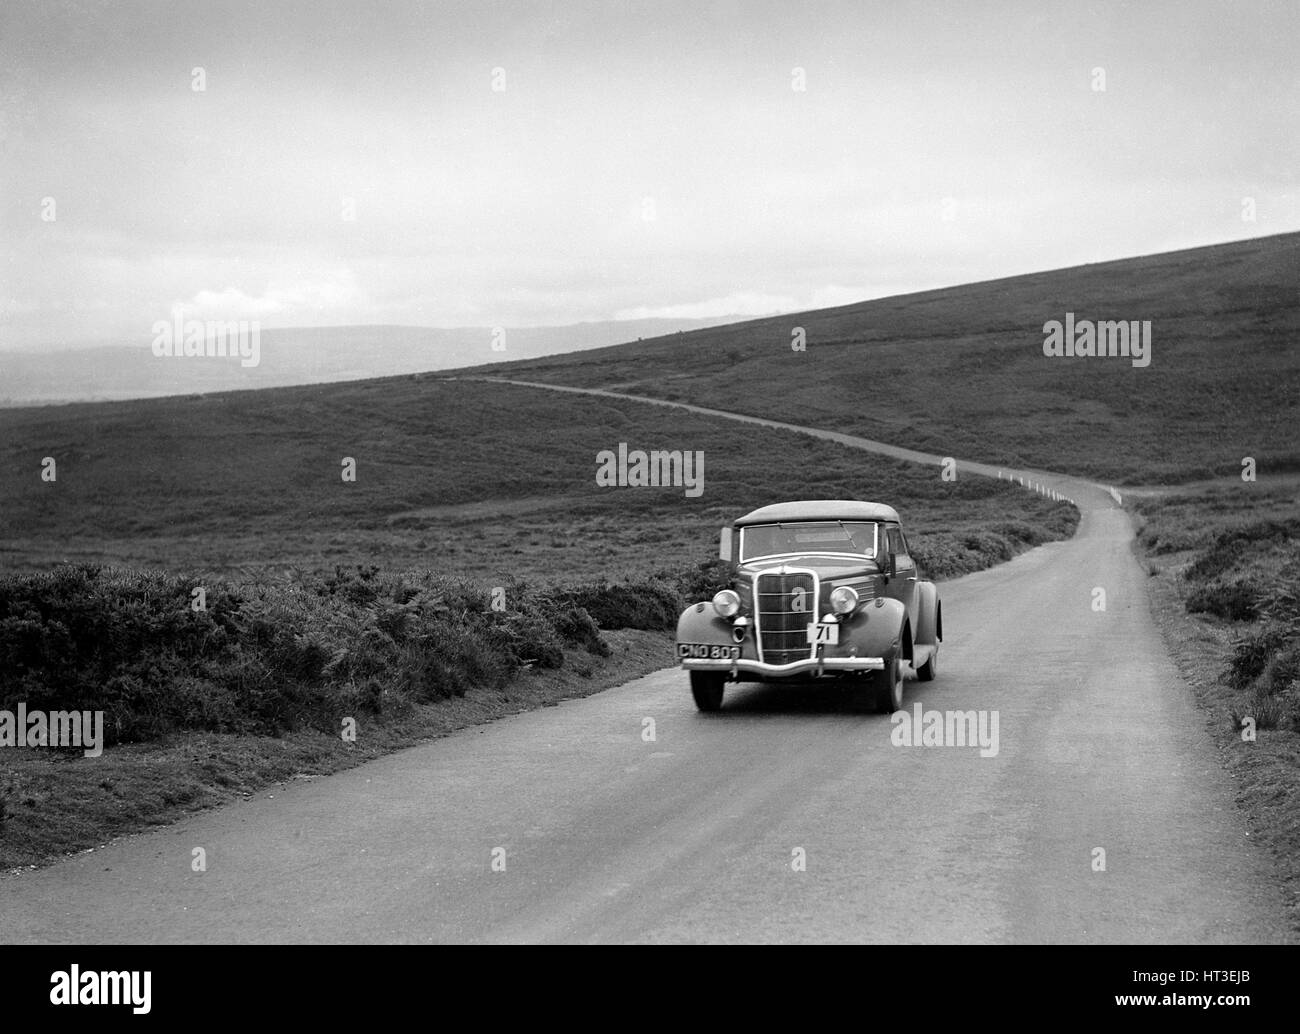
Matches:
[915,644,938,682]
[690,671,725,712]
[873,654,905,714]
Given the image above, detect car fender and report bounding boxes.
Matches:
[914,581,942,646]
[676,602,733,648]
[841,596,910,661]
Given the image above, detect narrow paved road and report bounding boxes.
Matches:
[0,385,1289,943]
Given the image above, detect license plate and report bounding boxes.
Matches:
[807,622,839,646]
[678,643,741,660]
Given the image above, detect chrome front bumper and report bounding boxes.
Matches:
[680,656,885,677]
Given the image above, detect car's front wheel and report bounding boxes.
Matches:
[690,671,726,712]
[873,654,905,714]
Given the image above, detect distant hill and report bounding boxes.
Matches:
[0,317,742,406]
[460,233,1300,484]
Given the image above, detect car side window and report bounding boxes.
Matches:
[888,527,907,559]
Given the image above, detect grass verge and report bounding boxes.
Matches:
[1131,480,1300,933]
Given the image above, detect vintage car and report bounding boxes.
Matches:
[676,500,941,713]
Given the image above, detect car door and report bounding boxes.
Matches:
[887,525,919,627]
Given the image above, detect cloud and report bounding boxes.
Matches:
[171,271,360,321]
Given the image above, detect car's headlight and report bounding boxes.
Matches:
[830,586,860,614]
[712,589,741,618]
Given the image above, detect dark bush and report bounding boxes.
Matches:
[1259,639,1300,696]
[1186,579,1260,621]
[0,564,626,745]
[488,610,565,669]
[550,581,682,632]
[1185,540,1250,583]
[1186,519,1300,583]
[1227,624,1296,690]
[911,529,1022,579]
[548,606,611,657]
[663,559,733,603]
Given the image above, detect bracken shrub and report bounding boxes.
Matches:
[1185,519,1300,583]
[0,562,716,746]
[548,582,681,633]
[1186,579,1261,622]
[546,605,611,658]
[1259,639,1300,696]
[910,529,1023,580]
[661,559,734,603]
[1226,624,1296,690]
[1185,539,1252,583]
[1229,687,1287,732]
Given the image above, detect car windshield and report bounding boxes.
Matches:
[740,521,879,561]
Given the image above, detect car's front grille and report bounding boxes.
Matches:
[754,569,818,666]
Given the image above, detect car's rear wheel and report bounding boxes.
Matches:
[915,644,938,682]
[690,671,726,712]
[874,654,905,713]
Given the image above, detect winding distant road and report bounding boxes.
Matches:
[0,382,1289,943]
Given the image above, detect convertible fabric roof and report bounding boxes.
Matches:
[733,500,901,527]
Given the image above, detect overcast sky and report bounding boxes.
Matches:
[1,0,1296,350]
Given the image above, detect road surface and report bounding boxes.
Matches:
[0,385,1289,943]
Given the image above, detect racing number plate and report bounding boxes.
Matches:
[807,622,839,646]
[678,643,742,660]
